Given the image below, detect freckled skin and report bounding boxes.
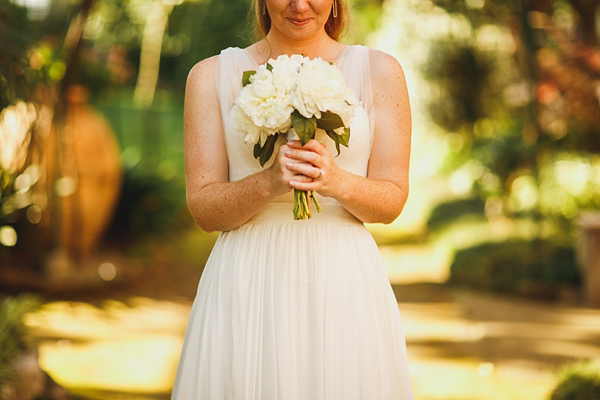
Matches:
[184,1,411,232]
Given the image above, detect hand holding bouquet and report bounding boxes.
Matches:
[233,54,356,220]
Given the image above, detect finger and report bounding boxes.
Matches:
[285,148,322,166]
[287,139,324,150]
[283,157,305,165]
[291,174,314,183]
[289,180,317,191]
[298,139,327,156]
[286,162,322,178]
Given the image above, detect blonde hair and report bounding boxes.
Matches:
[253,0,350,41]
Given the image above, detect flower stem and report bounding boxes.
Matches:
[293,189,321,220]
[310,191,322,212]
[304,190,312,219]
[293,189,301,220]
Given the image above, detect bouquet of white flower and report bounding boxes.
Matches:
[233,54,357,220]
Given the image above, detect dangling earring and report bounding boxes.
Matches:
[333,0,338,18]
[262,0,267,16]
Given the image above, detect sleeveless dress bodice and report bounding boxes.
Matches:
[216,45,375,209]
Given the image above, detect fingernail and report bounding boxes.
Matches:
[285,150,292,155]
[287,141,294,146]
[286,162,292,168]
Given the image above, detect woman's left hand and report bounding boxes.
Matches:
[284,139,346,198]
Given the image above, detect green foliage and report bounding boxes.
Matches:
[253,134,280,167]
[449,240,580,299]
[0,2,35,110]
[551,360,600,400]
[423,43,496,133]
[419,0,600,246]
[317,111,348,155]
[77,53,116,95]
[471,132,535,187]
[426,197,486,231]
[316,111,344,131]
[291,110,317,146]
[165,0,253,90]
[0,294,41,382]
[242,70,256,87]
[102,164,188,249]
[429,0,514,27]
[350,0,385,44]
[324,128,349,156]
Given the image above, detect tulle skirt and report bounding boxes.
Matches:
[171,203,414,399]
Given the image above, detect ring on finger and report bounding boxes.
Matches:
[316,168,324,179]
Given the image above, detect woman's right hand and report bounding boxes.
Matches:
[266,142,314,197]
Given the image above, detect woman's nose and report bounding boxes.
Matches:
[290,0,310,12]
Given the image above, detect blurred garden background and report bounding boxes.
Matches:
[1,0,600,398]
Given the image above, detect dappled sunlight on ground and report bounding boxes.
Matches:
[409,359,555,400]
[395,288,600,399]
[25,298,190,396]
[23,287,600,399]
[38,338,180,393]
[19,225,600,399]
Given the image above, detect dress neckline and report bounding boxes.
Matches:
[241,45,353,69]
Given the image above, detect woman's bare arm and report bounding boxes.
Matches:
[285,50,411,224]
[184,56,311,232]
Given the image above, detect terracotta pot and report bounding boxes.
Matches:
[45,85,122,260]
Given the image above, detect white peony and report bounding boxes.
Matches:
[292,58,356,122]
[332,94,357,129]
[269,54,307,91]
[235,63,294,136]
[234,54,356,147]
[233,104,261,145]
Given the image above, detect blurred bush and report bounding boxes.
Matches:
[449,240,580,299]
[426,196,486,232]
[0,294,41,382]
[551,360,600,400]
[102,163,189,251]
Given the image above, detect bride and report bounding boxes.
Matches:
[171,0,413,398]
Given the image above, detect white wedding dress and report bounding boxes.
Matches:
[171,45,414,399]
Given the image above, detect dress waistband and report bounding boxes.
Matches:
[244,202,363,225]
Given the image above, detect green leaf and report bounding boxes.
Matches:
[258,134,278,167]
[253,142,262,159]
[325,130,341,156]
[339,127,350,147]
[291,110,317,146]
[316,111,344,130]
[242,70,256,87]
[266,63,273,72]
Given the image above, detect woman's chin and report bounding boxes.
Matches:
[282,26,320,41]
[269,19,322,41]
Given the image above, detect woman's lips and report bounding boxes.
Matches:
[288,18,310,26]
